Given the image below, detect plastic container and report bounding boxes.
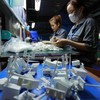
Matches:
[30,30,40,42]
[1,30,12,40]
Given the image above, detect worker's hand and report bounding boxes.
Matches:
[53,39,67,47]
[50,36,59,42]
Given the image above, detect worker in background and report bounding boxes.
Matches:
[49,15,68,42]
[53,0,99,67]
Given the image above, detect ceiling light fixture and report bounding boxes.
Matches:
[35,0,41,11]
[31,22,35,28]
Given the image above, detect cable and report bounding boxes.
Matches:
[85,83,100,88]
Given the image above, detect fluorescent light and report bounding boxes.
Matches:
[31,22,35,28]
[35,0,41,11]
[22,0,26,9]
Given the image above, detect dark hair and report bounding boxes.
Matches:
[67,0,88,16]
[49,15,62,26]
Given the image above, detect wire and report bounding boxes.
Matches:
[85,83,100,88]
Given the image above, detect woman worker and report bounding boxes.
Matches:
[49,15,67,42]
[53,0,99,67]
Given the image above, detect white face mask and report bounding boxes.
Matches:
[68,12,79,23]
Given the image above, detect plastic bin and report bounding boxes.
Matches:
[30,30,40,42]
[1,30,12,40]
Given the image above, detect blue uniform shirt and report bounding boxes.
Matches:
[67,17,99,66]
[52,28,67,39]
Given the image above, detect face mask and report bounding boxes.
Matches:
[68,12,79,23]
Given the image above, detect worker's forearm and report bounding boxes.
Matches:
[66,39,88,51]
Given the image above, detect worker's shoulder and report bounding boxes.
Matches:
[60,28,67,33]
[85,17,96,24]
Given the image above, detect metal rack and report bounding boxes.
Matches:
[0,0,25,27]
[0,0,26,40]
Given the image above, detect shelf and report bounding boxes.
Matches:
[0,0,26,27]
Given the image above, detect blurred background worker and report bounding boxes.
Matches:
[49,15,68,42]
